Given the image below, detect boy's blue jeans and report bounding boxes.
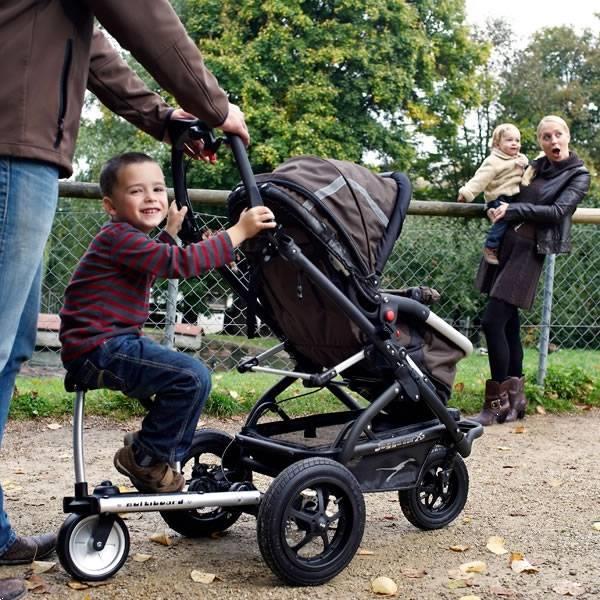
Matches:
[65,334,211,465]
[0,157,59,554]
[484,196,510,249]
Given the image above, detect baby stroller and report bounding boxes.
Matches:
[57,121,482,586]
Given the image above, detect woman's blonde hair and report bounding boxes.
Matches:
[490,123,520,149]
[536,115,570,141]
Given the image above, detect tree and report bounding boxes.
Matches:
[497,24,600,205]
[74,0,486,190]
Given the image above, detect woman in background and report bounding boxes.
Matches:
[473,115,590,426]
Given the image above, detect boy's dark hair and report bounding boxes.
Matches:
[99,152,158,196]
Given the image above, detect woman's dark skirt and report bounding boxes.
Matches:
[475,225,545,310]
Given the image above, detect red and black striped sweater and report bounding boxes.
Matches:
[59,221,233,363]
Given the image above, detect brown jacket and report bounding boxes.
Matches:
[0,0,229,178]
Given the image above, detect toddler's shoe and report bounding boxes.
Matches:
[483,246,499,265]
[113,445,184,493]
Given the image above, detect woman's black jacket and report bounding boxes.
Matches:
[503,154,590,255]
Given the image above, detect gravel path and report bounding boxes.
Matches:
[1,409,599,599]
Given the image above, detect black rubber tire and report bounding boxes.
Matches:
[257,457,365,586]
[160,429,251,537]
[398,445,469,530]
[57,514,130,581]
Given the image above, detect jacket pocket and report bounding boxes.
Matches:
[54,39,73,148]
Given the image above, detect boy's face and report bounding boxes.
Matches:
[103,161,168,234]
[498,128,521,156]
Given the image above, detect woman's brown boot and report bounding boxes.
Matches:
[472,379,511,426]
[505,376,527,422]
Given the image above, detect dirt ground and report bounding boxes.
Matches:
[1,408,599,600]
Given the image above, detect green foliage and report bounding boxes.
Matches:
[74,0,486,189]
[12,349,600,422]
[525,366,598,412]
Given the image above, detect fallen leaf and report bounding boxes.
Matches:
[448,568,475,581]
[548,479,563,488]
[552,580,585,596]
[458,596,481,600]
[228,390,239,399]
[400,567,427,578]
[497,446,512,451]
[454,382,465,393]
[462,516,472,524]
[190,570,217,583]
[459,560,487,574]
[46,423,62,430]
[67,581,89,590]
[371,576,398,595]
[489,585,516,596]
[592,522,600,532]
[132,553,152,562]
[535,405,547,415]
[31,560,56,574]
[150,531,172,546]
[449,544,470,552]
[357,548,375,555]
[512,425,527,434]
[510,552,539,574]
[25,574,50,594]
[13,468,25,475]
[448,579,472,589]
[486,536,508,555]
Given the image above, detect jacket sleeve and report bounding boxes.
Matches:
[458,156,498,203]
[87,29,173,142]
[504,171,591,224]
[84,0,229,127]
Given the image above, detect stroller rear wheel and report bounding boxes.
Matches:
[398,445,468,530]
[57,514,130,581]
[257,457,365,586]
[160,429,252,537]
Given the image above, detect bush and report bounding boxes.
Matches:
[525,365,597,412]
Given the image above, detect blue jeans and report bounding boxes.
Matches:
[65,334,211,464]
[0,157,59,553]
[484,195,511,249]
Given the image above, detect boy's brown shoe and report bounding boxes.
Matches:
[483,247,499,265]
[113,446,184,493]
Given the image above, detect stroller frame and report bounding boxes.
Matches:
[57,121,482,587]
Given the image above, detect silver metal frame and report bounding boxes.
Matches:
[70,389,261,513]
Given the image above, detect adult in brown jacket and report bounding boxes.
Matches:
[472,116,590,427]
[0,2,248,596]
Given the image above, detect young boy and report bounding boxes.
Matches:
[457,123,528,264]
[59,152,275,493]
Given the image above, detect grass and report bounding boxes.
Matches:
[11,348,600,421]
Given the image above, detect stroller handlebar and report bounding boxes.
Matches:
[167,119,264,245]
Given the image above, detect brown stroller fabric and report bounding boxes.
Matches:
[228,155,464,400]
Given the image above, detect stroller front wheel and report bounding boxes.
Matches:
[398,445,469,530]
[257,457,365,586]
[57,514,130,581]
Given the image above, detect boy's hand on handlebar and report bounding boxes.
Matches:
[165,202,188,239]
[227,207,276,247]
[219,102,250,146]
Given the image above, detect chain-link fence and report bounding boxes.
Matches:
[34,195,600,374]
